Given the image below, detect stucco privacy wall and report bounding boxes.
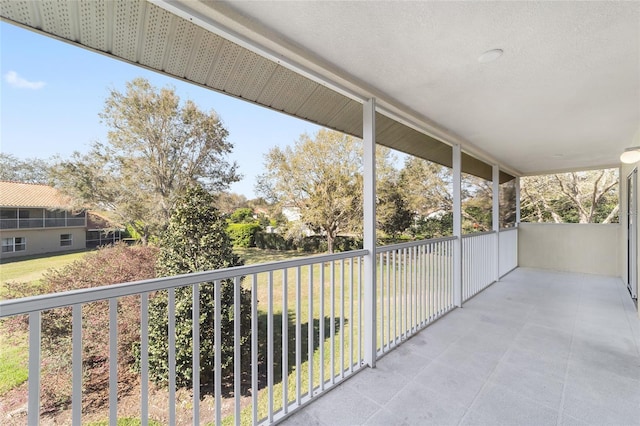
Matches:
[518,223,620,276]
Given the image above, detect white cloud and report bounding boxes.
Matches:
[4,70,46,90]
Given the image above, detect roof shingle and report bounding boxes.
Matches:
[0,181,73,209]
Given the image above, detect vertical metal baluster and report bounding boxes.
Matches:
[386,252,390,348]
[141,293,149,426]
[193,284,200,425]
[462,239,467,300]
[251,275,258,426]
[404,248,408,336]
[399,248,404,338]
[168,290,176,426]
[296,267,301,406]
[430,243,434,320]
[436,242,441,315]
[450,240,454,306]
[28,312,41,426]
[440,241,445,314]
[392,250,397,345]
[234,276,242,425]
[357,256,362,364]
[72,304,82,425]
[308,265,314,397]
[340,259,345,378]
[282,270,288,414]
[330,261,335,384]
[215,281,222,426]
[379,252,384,351]
[419,245,424,325]
[267,272,274,422]
[319,263,325,390]
[110,298,118,426]
[413,246,417,331]
[349,257,354,372]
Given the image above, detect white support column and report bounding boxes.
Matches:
[363,99,377,367]
[493,165,500,282]
[453,144,462,307]
[515,176,521,225]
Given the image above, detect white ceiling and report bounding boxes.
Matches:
[195,0,640,175]
[1,0,638,176]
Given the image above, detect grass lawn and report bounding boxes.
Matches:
[0,331,28,395]
[0,249,91,290]
[233,247,310,265]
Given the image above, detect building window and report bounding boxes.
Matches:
[60,234,73,247]
[2,237,26,253]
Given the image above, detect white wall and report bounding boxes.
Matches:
[518,223,620,276]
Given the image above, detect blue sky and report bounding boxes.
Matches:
[0,22,322,198]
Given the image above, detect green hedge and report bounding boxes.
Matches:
[226,222,261,247]
[254,232,362,253]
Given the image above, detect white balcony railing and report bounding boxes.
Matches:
[0,249,368,426]
[376,237,455,356]
[0,232,518,425]
[462,231,498,301]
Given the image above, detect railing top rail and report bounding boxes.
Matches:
[0,249,368,318]
[376,236,457,253]
[461,230,497,239]
[499,227,518,232]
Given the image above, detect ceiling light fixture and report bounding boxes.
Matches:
[478,49,503,63]
[620,146,640,164]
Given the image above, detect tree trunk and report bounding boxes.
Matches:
[326,233,335,254]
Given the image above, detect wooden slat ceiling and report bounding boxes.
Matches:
[1,0,515,183]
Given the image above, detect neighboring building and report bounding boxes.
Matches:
[0,181,121,259]
[86,212,124,249]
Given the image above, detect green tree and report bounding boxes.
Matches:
[146,184,251,388]
[256,129,364,253]
[52,78,240,243]
[257,129,398,252]
[0,153,52,184]
[229,207,255,223]
[399,157,452,217]
[377,178,413,238]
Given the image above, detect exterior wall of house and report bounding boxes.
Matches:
[0,227,86,259]
[518,223,620,276]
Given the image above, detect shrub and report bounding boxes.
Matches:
[146,184,251,388]
[3,244,158,414]
[226,222,261,247]
[254,231,294,250]
[253,232,361,253]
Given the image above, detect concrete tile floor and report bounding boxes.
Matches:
[280,268,640,426]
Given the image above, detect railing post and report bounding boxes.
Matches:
[493,165,500,281]
[363,98,377,367]
[453,144,462,307]
[515,176,521,225]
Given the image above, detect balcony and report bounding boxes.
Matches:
[281,267,639,426]
[0,209,86,230]
[1,227,637,425]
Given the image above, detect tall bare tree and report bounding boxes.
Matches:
[0,153,52,184]
[52,78,239,243]
[521,169,619,223]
